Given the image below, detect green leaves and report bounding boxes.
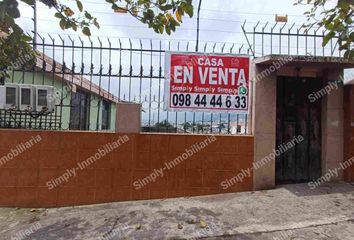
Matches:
[38,0,58,8]
[298,0,354,59]
[93,18,100,29]
[82,27,91,36]
[19,0,35,6]
[159,4,173,11]
[184,4,194,17]
[20,34,32,42]
[64,7,75,17]
[344,49,354,59]
[144,9,155,20]
[76,0,83,12]
[85,11,93,20]
[0,0,194,72]
[138,0,150,4]
[106,0,194,35]
[50,2,99,36]
[179,0,194,17]
[2,0,20,19]
[54,12,63,19]
[131,0,193,35]
[323,31,335,47]
[59,18,66,30]
[41,0,192,38]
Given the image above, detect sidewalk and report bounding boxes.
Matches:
[0,182,353,240]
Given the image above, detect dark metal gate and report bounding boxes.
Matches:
[276,76,322,183]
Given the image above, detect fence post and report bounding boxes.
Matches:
[115,102,141,133]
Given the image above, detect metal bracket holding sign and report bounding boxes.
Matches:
[164,52,250,113]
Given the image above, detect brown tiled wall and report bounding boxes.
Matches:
[344,86,354,182]
[0,130,254,207]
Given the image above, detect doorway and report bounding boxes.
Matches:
[276,77,322,183]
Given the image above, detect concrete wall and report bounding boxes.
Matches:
[0,129,253,208]
[344,85,354,182]
[8,72,116,131]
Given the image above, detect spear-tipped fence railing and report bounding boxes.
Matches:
[241,20,344,58]
[4,34,252,135]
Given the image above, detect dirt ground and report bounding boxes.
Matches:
[0,182,353,240]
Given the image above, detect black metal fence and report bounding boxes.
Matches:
[241,20,344,57]
[0,109,61,130]
[3,33,253,134]
[2,21,345,134]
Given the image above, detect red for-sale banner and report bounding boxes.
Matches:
[164,52,250,113]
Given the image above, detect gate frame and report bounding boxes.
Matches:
[252,55,354,190]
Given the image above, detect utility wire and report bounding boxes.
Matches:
[22,17,247,34]
[23,16,308,33]
[34,5,311,18]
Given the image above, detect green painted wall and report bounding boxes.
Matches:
[7,71,116,131]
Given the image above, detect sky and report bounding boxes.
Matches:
[17,0,316,44]
[16,0,344,62]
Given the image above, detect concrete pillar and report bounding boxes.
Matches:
[252,64,277,190]
[343,85,354,181]
[321,70,344,180]
[115,102,141,133]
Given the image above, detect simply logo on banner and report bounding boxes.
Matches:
[164,52,250,113]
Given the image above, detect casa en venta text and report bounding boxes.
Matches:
[165,53,250,112]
